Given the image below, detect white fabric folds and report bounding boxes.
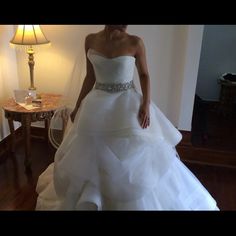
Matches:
[36,48,219,210]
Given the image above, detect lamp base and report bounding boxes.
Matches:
[28,89,37,99]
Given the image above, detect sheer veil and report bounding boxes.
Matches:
[48,26,105,149]
[49,35,87,149]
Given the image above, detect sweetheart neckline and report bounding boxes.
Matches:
[88,48,136,60]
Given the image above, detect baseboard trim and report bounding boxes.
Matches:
[177,130,236,168]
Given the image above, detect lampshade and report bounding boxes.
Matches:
[10,25,50,46]
[10,25,50,94]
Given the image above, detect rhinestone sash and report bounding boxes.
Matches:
[95,80,135,93]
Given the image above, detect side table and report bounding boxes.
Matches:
[2,93,62,170]
[218,79,236,116]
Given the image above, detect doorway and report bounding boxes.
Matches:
[191,25,236,152]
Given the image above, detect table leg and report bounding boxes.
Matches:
[8,118,16,153]
[21,114,31,169]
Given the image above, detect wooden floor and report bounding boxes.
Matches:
[0,136,236,210]
[0,138,55,210]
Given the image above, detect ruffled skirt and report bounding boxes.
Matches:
[36,88,219,210]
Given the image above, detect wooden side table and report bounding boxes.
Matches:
[2,93,62,170]
[218,79,236,116]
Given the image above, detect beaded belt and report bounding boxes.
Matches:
[95,80,135,93]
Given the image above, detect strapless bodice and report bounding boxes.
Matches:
[87,48,136,84]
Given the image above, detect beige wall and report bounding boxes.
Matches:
[16,25,103,95]
[14,25,203,131]
[129,25,203,130]
[178,25,204,130]
[0,25,19,140]
[128,25,188,124]
[0,26,19,99]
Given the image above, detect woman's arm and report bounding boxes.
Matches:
[70,35,96,122]
[135,37,151,129]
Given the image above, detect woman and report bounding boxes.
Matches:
[36,25,219,210]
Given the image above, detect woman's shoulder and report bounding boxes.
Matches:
[86,31,103,41]
[85,33,98,42]
[85,31,105,48]
[126,34,144,48]
[85,32,101,49]
[128,33,141,40]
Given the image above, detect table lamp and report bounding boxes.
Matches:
[10,25,50,98]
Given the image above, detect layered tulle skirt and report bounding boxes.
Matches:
[36,88,219,210]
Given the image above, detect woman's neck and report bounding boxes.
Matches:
[104,26,126,41]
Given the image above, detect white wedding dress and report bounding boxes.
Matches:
[36,48,219,210]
